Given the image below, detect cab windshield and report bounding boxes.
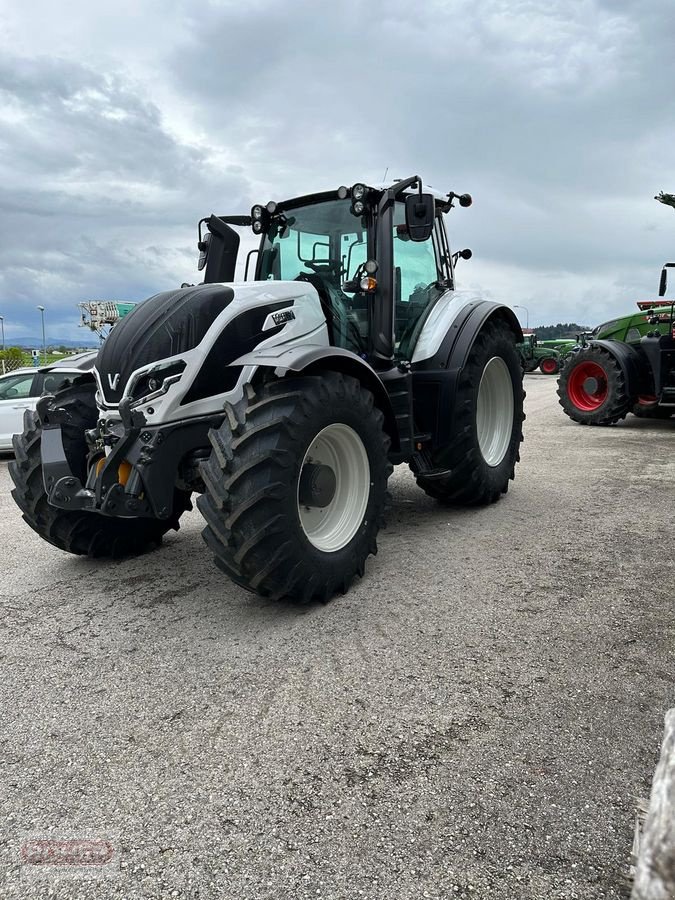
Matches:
[257,198,370,352]
[257,198,367,283]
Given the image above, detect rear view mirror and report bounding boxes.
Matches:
[197,233,211,271]
[659,263,675,296]
[405,193,435,241]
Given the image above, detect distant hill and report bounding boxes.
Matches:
[532,323,590,340]
[7,337,98,350]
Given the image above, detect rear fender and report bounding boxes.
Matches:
[589,339,648,399]
[411,302,522,451]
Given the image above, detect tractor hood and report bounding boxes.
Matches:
[96,284,235,405]
[94,280,325,411]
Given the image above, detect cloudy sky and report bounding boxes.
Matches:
[1,0,674,342]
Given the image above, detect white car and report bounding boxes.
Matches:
[0,352,96,451]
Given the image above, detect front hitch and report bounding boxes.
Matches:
[37,395,220,520]
[38,395,155,518]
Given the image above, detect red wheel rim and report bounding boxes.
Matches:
[567,361,608,411]
[541,358,557,374]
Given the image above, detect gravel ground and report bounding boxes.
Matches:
[0,375,673,900]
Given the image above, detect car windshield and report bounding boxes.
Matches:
[258,199,367,283]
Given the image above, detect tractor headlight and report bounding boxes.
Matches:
[251,205,264,220]
[129,361,187,405]
[266,201,277,214]
[252,219,264,234]
[351,183,366,200]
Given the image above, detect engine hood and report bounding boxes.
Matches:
[96,284,235,404]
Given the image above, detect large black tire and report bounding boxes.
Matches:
[197,372,392,603]
[414,318,525,505]
[9,379,191,557]
[557,346,631,425]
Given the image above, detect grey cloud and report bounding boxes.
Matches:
[0,54,251,338]
[1,0,674,338]
[161,0,675,319]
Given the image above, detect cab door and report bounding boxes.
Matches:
[392,203,445,360]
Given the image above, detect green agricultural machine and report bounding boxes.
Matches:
[516,332,562,375]
[558,195,675,425]
[558,193,675,425]
[538,338,578,359]
[558,297,674,423]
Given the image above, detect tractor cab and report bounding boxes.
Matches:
[199,178,473,369]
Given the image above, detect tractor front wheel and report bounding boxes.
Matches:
[197,372,392,603]
[539,357,559,375]
[557,347,631,425]
[414,318,525,505]
[9,380,192,556]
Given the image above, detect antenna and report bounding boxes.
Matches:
[382,167,389,182]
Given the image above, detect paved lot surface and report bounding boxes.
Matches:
[0,375,673,900]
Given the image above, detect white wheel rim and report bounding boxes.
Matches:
[297,423,370,552]
[476,356,514,467]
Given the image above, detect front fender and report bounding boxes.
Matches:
[233,344,400,452]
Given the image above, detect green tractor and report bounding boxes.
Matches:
[516,332,562,375]
[558,195,675,425]
[557,297,674,423]
[538,338,578,360]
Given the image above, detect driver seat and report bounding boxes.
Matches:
[298,270,364,353]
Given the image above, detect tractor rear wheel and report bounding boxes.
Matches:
[557,346,631,425]
[197,372,392,603]
[539,357,559,375]
[9,380,191,556]
[414,318,525,505]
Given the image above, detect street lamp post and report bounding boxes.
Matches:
[513,304,529,329]
[37,305,46,364]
